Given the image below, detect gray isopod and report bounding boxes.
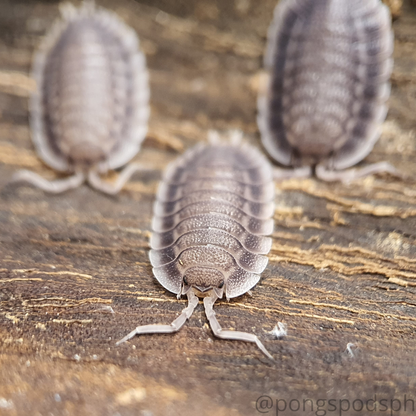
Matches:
[117,132,283,360]
[258,0,399,182]
[12,1,150,194]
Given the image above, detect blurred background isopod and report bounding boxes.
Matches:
[258,0,401,182]
[11,0,150,194]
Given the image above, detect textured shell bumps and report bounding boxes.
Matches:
[149,140,275,299]
[258,0,394,173]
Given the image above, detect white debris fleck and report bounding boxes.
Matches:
[0,398,14,410]
[270,322,287,338]
[346,342,357,357]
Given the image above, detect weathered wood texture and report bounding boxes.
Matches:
[0,1,416,415]
[384,0,403,18]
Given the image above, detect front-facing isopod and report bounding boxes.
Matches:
[117,132,285,360]
[12,1,150,194]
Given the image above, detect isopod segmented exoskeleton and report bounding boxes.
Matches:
[117,132,284,360]
[12,0,150,194]
[258,0,400,182]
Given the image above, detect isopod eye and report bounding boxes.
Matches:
[218,281,224,289]
[183,276,189,286]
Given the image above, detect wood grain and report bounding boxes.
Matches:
[0,1,416,415]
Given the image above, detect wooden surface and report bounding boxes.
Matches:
[1,1,416,415]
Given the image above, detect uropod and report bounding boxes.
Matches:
[117,132,285,360]
[258,0,399,182]
[12,1,150,194]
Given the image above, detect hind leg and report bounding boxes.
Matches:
[10,170,85,193]
[273,165,312,180]
[87,163,153,195]
[316,162,405,183]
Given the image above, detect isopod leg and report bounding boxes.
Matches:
[116,290,199,345]
[88,163,154,195]
[316,162,405,184]
[10,170,85,193]
[273,166,312,181]
[203,292,275,361]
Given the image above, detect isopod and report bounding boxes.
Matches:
[12,0,150,194]
[117,132,283,360]
[258,0,399,182]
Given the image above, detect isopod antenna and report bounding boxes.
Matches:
[115,290,199,345]
[203,291,274,361]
